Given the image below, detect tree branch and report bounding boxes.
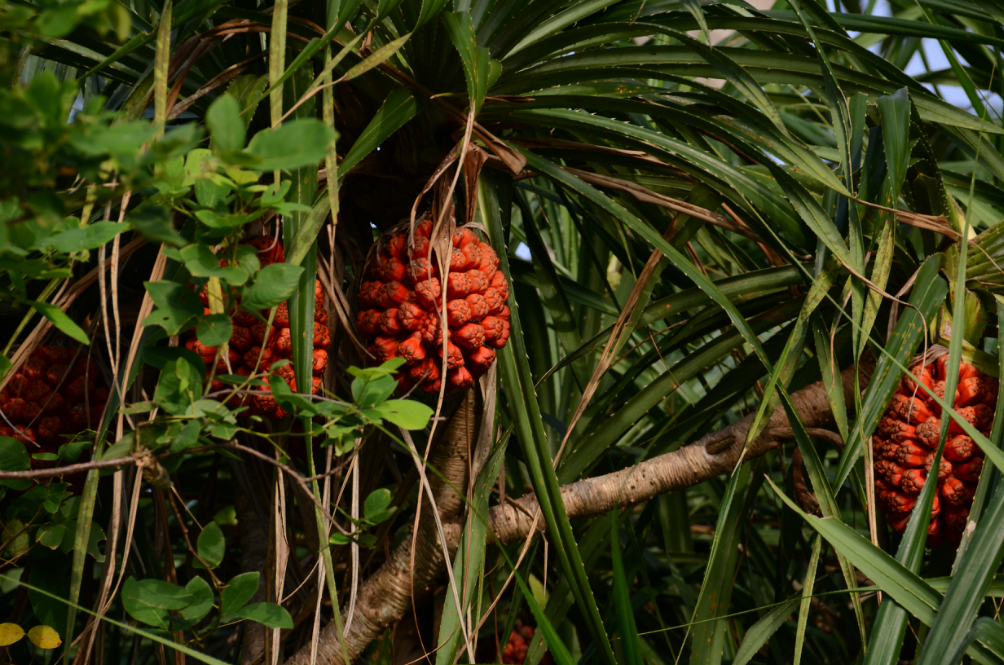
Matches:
[484,354,874,545]
[289,354,875,663]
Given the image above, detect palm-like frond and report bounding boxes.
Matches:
[4,0,1004,662]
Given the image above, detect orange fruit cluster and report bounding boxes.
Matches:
[356,221,510,392]
[873,356,997,546]
[501,625,535,664]
[0,346,109,448]
[188,237,329,418]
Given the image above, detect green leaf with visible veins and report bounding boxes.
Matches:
[143,281,204,335]
[240,263,304,310]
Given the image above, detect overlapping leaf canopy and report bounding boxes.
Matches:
[5,0,1004,662]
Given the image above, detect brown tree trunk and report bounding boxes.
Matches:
[284,391,477,665]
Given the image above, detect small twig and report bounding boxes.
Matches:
[166,488,224,588]
[225,441,339,527]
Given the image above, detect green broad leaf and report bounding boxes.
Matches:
[0,437,31,491]
[2,519,29,557]
[25,300,89,344]
[210,422,238,439]
[193,210,261,234]
[240,263,304,311]
[122,577,194,629]
[31,452,59,462]
[233,602,293,629]
[185,149,229,208]
[196,314,233,347]
[45,222,125,253]
[143,280,204,336]
[371,399,433,430]
[267,374,316,415]
[57,439,89,463]
[28,564,71,640]
[233,245,261,276]
[153,357,203,415]
[36,6,79,38]
[196,522,225,569]
[43,484,70,514]
[227,74,268,124]
[351,373,397,409]
[128,206,186,247]
[83,522,107,563]
[221,572,260,619]
[71,121,157,159]
[36,523,70,549]
[180,244,248,284]
[168,419,201,454]
[340,89,421,175]
[363,488,395,524]
[245,120,335,172]
[207,93,246,154]
[329,532,351,545]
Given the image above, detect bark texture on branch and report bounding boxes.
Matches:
[485,353,875,544]
[287,355,875,664]
[285,391,477,665]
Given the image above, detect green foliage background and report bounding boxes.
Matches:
[3,0,1004,662]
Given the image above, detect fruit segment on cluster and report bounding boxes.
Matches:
[356,220,511,392]
[872,355,996,547]
[0,346,109,448]
[187,236,329,418]
[502,625,535,664]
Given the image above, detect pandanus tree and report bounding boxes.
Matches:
[3,0,1004,662]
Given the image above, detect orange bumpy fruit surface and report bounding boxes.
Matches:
[501,625,535,664]
[356,221,510,393]
[189,237,328,418]
[0,346,109,451]
[873,356,997,547]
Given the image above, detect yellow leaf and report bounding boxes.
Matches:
[27,625,61,650]
[0,623,24,646]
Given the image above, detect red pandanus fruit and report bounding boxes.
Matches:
[873,356,996,547]
[355,221,510,393]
